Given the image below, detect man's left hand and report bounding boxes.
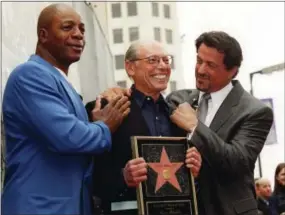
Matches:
[170,102,198,132]
[185,147,202,178]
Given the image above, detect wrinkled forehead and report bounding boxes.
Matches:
[52,7,83,25]
[137,43,170,58]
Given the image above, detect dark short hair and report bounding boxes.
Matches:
[273,162,285,195]
[195,31,243,78]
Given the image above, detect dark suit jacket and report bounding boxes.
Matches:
[166,80,274,215]
[257,197,271,215]
[269,193,285,215]
[86,95,186,213]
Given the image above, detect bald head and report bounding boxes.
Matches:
[37,3,76,37]
[125,40,169,61]
[35,3,85,72]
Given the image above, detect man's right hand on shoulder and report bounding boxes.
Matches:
[123,158,147,187]
[101,87,132,102]
[91,95,131,133]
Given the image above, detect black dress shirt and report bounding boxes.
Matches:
[131,85,172,136]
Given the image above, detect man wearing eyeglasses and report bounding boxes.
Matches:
[85,40,202,215]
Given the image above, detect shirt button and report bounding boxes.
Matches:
[147,97,151,101]
[156,116,159,120]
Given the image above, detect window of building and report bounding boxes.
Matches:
[163,4,170,18]
[165,29,173,44]
[129,27,139,42]
[154,27,161,41]
[127,2,137,16]
[170,81,177,92]
[152,2,159,17]
[171,57,175,69]
[111,3,121,18]
[117,81,127,88]
[113,28,123,44]
[115,55,125,70]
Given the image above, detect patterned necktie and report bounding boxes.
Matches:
[197,93,211,123]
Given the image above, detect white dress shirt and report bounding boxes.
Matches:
[199,82,233,127]
[187,82,233,140]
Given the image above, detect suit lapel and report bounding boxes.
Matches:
[59,80,86,120]
[29,55,86,120]
[209,81,244,132]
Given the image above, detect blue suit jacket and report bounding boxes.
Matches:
[1,55,111,215]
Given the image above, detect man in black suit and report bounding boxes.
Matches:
[86,40,202,215]
[168,31,274,215]
[255,178,272,215]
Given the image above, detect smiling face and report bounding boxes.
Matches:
[195,43,237,93]
[125,42,171,97]
[39,5,85,65]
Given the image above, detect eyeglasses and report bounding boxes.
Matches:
[131,55,173,66]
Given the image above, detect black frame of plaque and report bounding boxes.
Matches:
[131,136,198,215]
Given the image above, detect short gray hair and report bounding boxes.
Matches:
[125,42,138,61]
[124,40,166,61]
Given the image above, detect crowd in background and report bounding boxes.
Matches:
[255,163,285,215]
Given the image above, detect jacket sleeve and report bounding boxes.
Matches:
[86,100,128,201]
[190,106,273,177]
[166,89,194,112]
[12,64,112,154]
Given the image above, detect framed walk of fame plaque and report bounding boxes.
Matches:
[131,136,198,215]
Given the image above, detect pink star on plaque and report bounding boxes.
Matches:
[148,147,183,193]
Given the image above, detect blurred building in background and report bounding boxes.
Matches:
[94,1,186,94]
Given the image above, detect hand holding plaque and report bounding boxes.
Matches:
[123,157,148,187]
[131,136,198,215]
[185,147,202,178]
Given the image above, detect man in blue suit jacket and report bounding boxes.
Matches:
[1,3,130,215]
